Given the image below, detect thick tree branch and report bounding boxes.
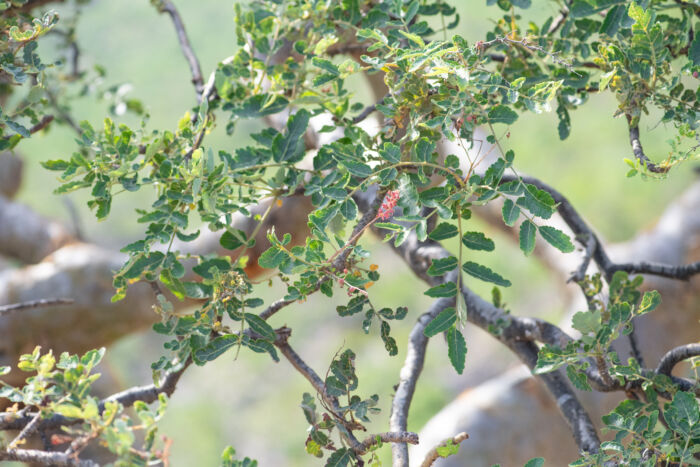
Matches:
[419,431,469,467]
[389,295,455,466]
[656,343,700,377]
[0,448,97,467]
[607,261,700,281]
[155,0,204,98]
[0,196,73,263]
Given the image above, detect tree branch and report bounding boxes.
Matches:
[502,174,700,282]
[353,431,419,456]
[156,0,204,98]
[0,298,74,317]
[0,448,97,467]
[419,431,469,467]
[354,189,603,455]
[656,343,700,377]
[0,358,192,432]
[274,334,361,447]
[389,295,456,466]
[627,117,669,174]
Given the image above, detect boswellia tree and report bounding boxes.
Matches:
[0,0,699,465]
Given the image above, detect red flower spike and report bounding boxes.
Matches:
[377,190,400,221]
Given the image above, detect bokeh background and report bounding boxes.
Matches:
[9,0,696,465]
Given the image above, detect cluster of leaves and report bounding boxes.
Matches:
[0,3,58,150]
[485,0,700,175]
[573,391,699,466]
[534,271,700,463]
[0,347,169,466]
[0,0,698,465]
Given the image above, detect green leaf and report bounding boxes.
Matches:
[523,457,545,467]
[272,109,310,163]
[337,296,367,316]
[379,142,401,162]
[462,231,495,251]
[183,282,212,299]
[502,198,520,226]
[487,105,518,125]
[424,282,457,297]
[342,160,372,177]
[339,198,358,220]
[667,391,699,436]
[398,29,425,47]
[41,159,69,171]
[244,313,276,341]
[220,229,247,250]
[194,335,239,363]
[326,448,354,467]
[517,184,556,219]
[539,226,574,253]
[571,310,601,335]
[429,223,458,241]
[257,247,289,269]
[427,256,458,276]
[462,262,511,287]
[566,366,592,392]
[446,327,467,374]
[690,32,700,66]
[245,339,280,361]
[519,220,536,256]
[638,290,661,314]
[424,307,457,337]
[311,57,339,75]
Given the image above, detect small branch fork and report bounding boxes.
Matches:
[419,432,469,467]
[155,0,204,98]
[501,174,700,283]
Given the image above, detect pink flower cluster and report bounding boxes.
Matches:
[377,190,400,220]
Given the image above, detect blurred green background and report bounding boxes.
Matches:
[9,0,696,465]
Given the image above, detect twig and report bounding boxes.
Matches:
[156,0,204,98]
[8,412,42,448]
[100,357,192,409]
[29,115,54,134]
[628,320,645,368]
[352,95,387,124]
[569,233,595,283]
[627,117,669,174]
[547,8,570,36]
[656,343,700,377]
[353,431,419,455]
[274,335,361,447]
[478,36,577,72]
[420,432,469,467]
[0,298,74,317]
